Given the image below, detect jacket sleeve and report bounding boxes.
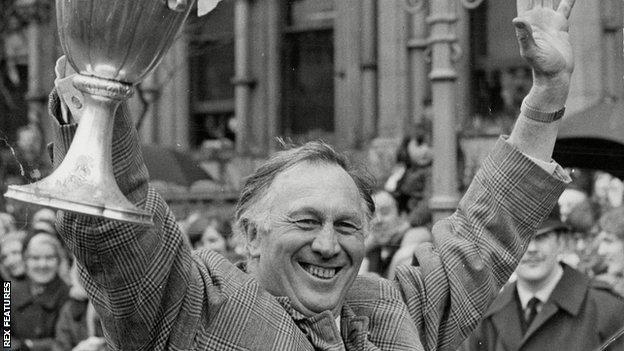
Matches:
[393,137,568,351]
[49,91,199,350]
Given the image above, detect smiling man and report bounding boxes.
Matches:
[241,156,370,316]
[463,218,624,351]
[49,1,580,350]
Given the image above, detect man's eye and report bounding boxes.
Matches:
[294,219,319,230]
[335,221,360,235]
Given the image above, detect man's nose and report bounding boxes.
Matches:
[311,226,341,258]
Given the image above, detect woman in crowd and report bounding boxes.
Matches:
[0,230,27,281]
[12,233,69,351]
[594,206,624,297]
[361,190,432,278]
[199,224,227,254]
[29,208,72,285]
[199,219,245,263]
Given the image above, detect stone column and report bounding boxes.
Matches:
[24,0,57,146]
[600,0,624,100]
[428,0,460,222]
[334,0,363,150]
[406,0,429,126]
[233,0,254,156]
[264,0,281,154]
[360,0,378,145]
[367,0,409,182]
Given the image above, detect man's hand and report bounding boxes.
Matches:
[508,0,577,162]
[513,0,577,111]
[514,0,575,82]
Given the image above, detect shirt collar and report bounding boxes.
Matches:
[516,263,563,309]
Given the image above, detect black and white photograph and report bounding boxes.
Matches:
[1,0,624,350]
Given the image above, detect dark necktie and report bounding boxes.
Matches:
[525,297,541,330]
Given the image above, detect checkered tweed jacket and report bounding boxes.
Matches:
[49,95,567,351]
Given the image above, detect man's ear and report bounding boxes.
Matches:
[242,219,262,258]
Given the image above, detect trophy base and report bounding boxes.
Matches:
[5,184,153,226]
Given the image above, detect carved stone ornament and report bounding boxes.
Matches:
[3,0,53,33]
[402,0,426,14]
[460,0,485,10]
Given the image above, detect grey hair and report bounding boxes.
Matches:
[24,233,65,260]
[234,140,376,237]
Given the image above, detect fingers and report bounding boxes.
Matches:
[542,0,554,9]
[557,0,576,18]
[519,0,565,13]
[513,17,537,57]
[517,0,533,14]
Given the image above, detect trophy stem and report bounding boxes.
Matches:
[5,75,153,226]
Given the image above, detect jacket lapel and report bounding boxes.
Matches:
[521,302,558,342]
[486,283,525,350]
[521,265,587,344]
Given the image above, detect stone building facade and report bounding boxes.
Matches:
[2,0,623,219]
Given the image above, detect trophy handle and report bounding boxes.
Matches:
[5,75,153,225]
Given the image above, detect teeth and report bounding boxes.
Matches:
[302,264,337,279]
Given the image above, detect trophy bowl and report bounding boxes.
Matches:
[4,0,196,225]
[57,0,192,84]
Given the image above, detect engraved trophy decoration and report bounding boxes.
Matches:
[5,0,220,225]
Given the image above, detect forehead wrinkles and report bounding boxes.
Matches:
[258,162,368,222]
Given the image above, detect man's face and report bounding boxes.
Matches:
[25,240,59,285]
[0,240,25,278]
[371,192,400,244]
[250,162,367,316]
[596,231,624,276]
[516,231,560,284]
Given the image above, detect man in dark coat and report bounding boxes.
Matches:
[462,219,624,351]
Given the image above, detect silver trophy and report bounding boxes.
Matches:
[5,0,196,225]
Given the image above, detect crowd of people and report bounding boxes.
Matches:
[3,167,624,350]
[4,136,624,350]
[3,0,624,350]
[0,204,105,351]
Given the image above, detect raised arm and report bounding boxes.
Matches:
[508,0,575,160]
[393,1,576,350]
[50,61,197,350]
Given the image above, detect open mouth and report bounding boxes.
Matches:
[299,262,342,280]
